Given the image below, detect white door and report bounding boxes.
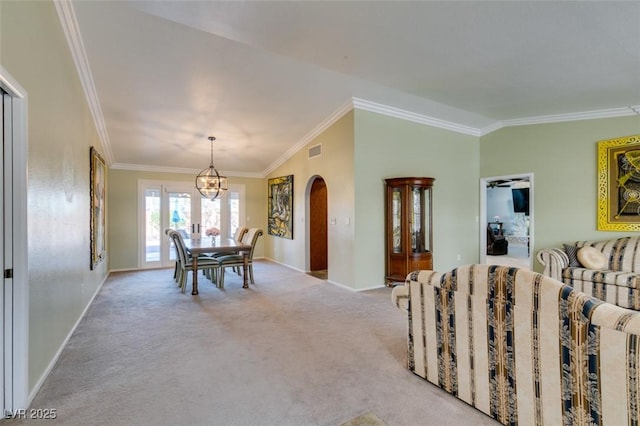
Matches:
[139,181,244,269]
[1,88,7,417]
[1,68,29,415]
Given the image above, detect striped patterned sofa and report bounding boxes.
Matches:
[537,236,640,310]
[391,264,640,425]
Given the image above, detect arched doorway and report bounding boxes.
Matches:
[308,177,328,279]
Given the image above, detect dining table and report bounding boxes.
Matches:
[183,236,252,295]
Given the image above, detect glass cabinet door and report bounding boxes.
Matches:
[392,188,402,253]
[411,187,431,253]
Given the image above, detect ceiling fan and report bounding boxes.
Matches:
[487,179,513,188]
[487,178,529,188]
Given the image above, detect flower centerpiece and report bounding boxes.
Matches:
[205,227,220,239]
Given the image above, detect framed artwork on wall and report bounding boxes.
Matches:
[90,146,106,269]
[268,175,293,239]
[597,134,640,231]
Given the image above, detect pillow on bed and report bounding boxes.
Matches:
[577,246,607,270]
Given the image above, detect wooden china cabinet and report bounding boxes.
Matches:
[384,177,434,286]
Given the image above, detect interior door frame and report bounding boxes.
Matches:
[1,66,29,413]
[309,176,328,272]
[305,175,329,273]
[479,172,534,269]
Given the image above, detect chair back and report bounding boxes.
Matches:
[241,228,263,260]
[233,226,248,242]
[170,231,190,266]
[487,224,496,244]
[166,228,178,257]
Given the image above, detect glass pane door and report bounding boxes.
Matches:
[168,189,192,266]
[168,190,192,239]
[201,186,244,239]
[139,181,245,269]
[229,190,240,237]
[201,196,221,238]
[141,182,193,269]
[144,189,161,263]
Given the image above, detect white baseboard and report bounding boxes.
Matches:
[262,257,306,273]
[263,257,386,291]
[353,283,387,292]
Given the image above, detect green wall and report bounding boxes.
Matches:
[480,116,640,271]
[266,111,355,287]
[354,110,480,288]
[108,170,267,271]
[1,0,108,392]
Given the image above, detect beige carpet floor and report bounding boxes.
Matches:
[8,260,497,426]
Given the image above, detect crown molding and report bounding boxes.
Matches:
[110,162,263,178]
[51,1,639,170]
[261,99,354,177]
[480,105,640,136]
[352,97,482,137]
[54,0,114,166]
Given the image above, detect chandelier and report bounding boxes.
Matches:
[195,136,228,200]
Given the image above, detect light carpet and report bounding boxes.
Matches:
[8,260,497,425]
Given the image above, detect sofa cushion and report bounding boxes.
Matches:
[575,236,640,273]
[561,267,640,310]
[563,267,640,289]
[577,246,607,269]
[563,243,581,267]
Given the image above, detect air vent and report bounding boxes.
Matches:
[308,144,322,159]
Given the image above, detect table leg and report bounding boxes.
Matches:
[192,256,199,295]
[242,253,249,289]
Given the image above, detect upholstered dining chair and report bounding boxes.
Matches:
[170,231,219,293]
[204,226,249,280]
[233,226,248,242]
[230,226,249,275]
[165,228,179,283]
[213,228,263,289]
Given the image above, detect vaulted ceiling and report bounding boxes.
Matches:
[61,1,640,176]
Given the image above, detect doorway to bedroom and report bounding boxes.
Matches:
[480,173,534,269]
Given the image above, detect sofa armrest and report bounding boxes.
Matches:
[392,270,446,312]
[391,285,409,311]
[536,248,569,281]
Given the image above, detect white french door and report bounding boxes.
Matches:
[1,68,29,415]
[1,88,7,417]
[139,180,244,269]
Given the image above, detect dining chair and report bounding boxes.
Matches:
[165,228,179,282]
[233,226,248,242]
[214,228,263,289]
[230,226,249,275]
[170,231,219,293]
[205,226,249,275]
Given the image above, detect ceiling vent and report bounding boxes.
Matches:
[308,144,322,159]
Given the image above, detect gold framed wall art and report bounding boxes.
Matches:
[90,146,106,269]
[268,175,293,239]
[598,134,640,231]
